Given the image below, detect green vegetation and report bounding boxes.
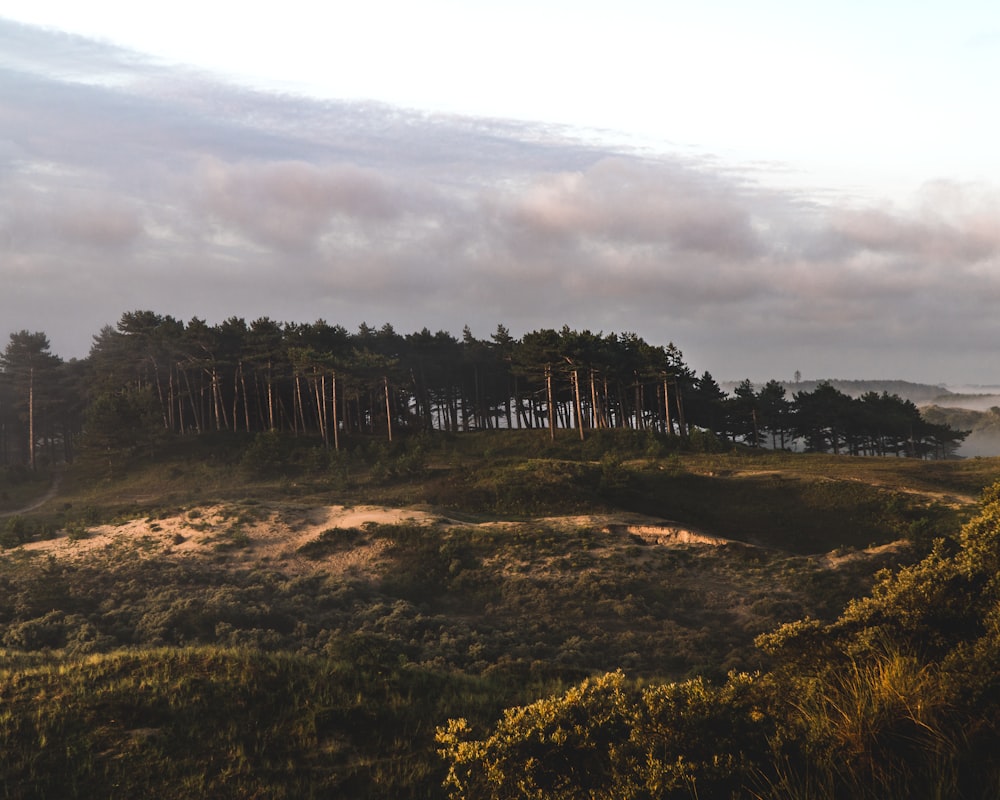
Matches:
[0,647,554,799]
[440,482,1000,798]
[0,424,999,796]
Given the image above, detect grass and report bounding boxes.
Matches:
[14,432,996,538]
[0,646,561,800]
[1,431,999,796]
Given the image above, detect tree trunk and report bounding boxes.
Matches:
[27,366,34,470]
[663,377,673,435]
[331,372,340,451]
[240,363,251,433]
[634,380,644,430]
[211,367,228,431]
[675,382,688,437]
[590,370,604,428]
[384,376,393,442]
[180,365,202,433]
[572,369,585,441]
[153,360,169,430]
[545,365,555,441]
[266,362,275,431]
[312,370,327,447]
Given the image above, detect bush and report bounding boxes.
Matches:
[241,430,288,477]
[1,516,29,549]
[437,670,773,800]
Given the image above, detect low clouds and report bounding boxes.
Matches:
[829,183,1000,265]
[194,158,403,250]
[1,179,142,250]
[2,19,999,383]
[501,158,764,258]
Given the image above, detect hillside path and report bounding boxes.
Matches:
[0,474,61,519]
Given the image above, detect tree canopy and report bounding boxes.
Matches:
[0,313,967,467]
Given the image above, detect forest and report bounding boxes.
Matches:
[0,310,968,470]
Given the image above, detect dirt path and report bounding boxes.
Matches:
[0,474,61,519]
[728,468,978,508]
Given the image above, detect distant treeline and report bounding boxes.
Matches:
[0,311,968,466]
[725,378,958,406]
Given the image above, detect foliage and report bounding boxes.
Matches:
[437,670,773,800]
[772,645,960,799]
[0,516,28,549]
[240,429,289,477]
[0,647,536,800]
[439,479,1000,799]
[79,385,167,476]
[0,313,970,473]
[760,481,1000,795]
[0,330,68,469]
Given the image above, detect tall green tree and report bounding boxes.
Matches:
[792,382,854,454]
[81,386,166,477]
[515,329,563,439]
[0,331,61,469]
[727,379,760,445]
[687,371,727,435]
[247,317,286,432]
[756,380,791,449]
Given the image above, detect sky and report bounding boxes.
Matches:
[2,1,1000,385]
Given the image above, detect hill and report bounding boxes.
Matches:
[722,378,957,405]
[922,404,1000,457]
[720,378,1000,455]
[1,431,999,797]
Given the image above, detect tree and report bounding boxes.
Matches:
[687,371,727,436]
[757,380,791,449]
[247,317,286,432]
[0,331,61,469]
[515,329,563,439]
[80,386,166,477]
[89,311,185,433]
[792,382,854,454]
[405,327,463,432]
[727,379,760,445]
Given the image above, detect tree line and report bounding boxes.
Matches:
[0,310,967,467]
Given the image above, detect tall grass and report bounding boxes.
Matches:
[762,646,973,800]
[0,646,563,799]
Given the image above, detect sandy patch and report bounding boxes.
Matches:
[820,539,911,570]
[1,502,741,580]
[615,524,731,546]
[5,504,449,575]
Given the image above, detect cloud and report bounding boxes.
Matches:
[828,183,1000,264]
[0,175,142,249]
[192,158,404,250]
[498,157,764,259]
[2,19,1000,385]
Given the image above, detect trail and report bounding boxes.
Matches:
[0,474,61,519]
[728,468,978,508]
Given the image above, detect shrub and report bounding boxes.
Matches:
[437,670,774,800]
[241,430,288,477]
[1,516,29,549]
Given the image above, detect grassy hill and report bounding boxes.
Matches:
[1,430,998,797]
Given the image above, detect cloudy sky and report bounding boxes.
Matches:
[2,1,1000,385]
